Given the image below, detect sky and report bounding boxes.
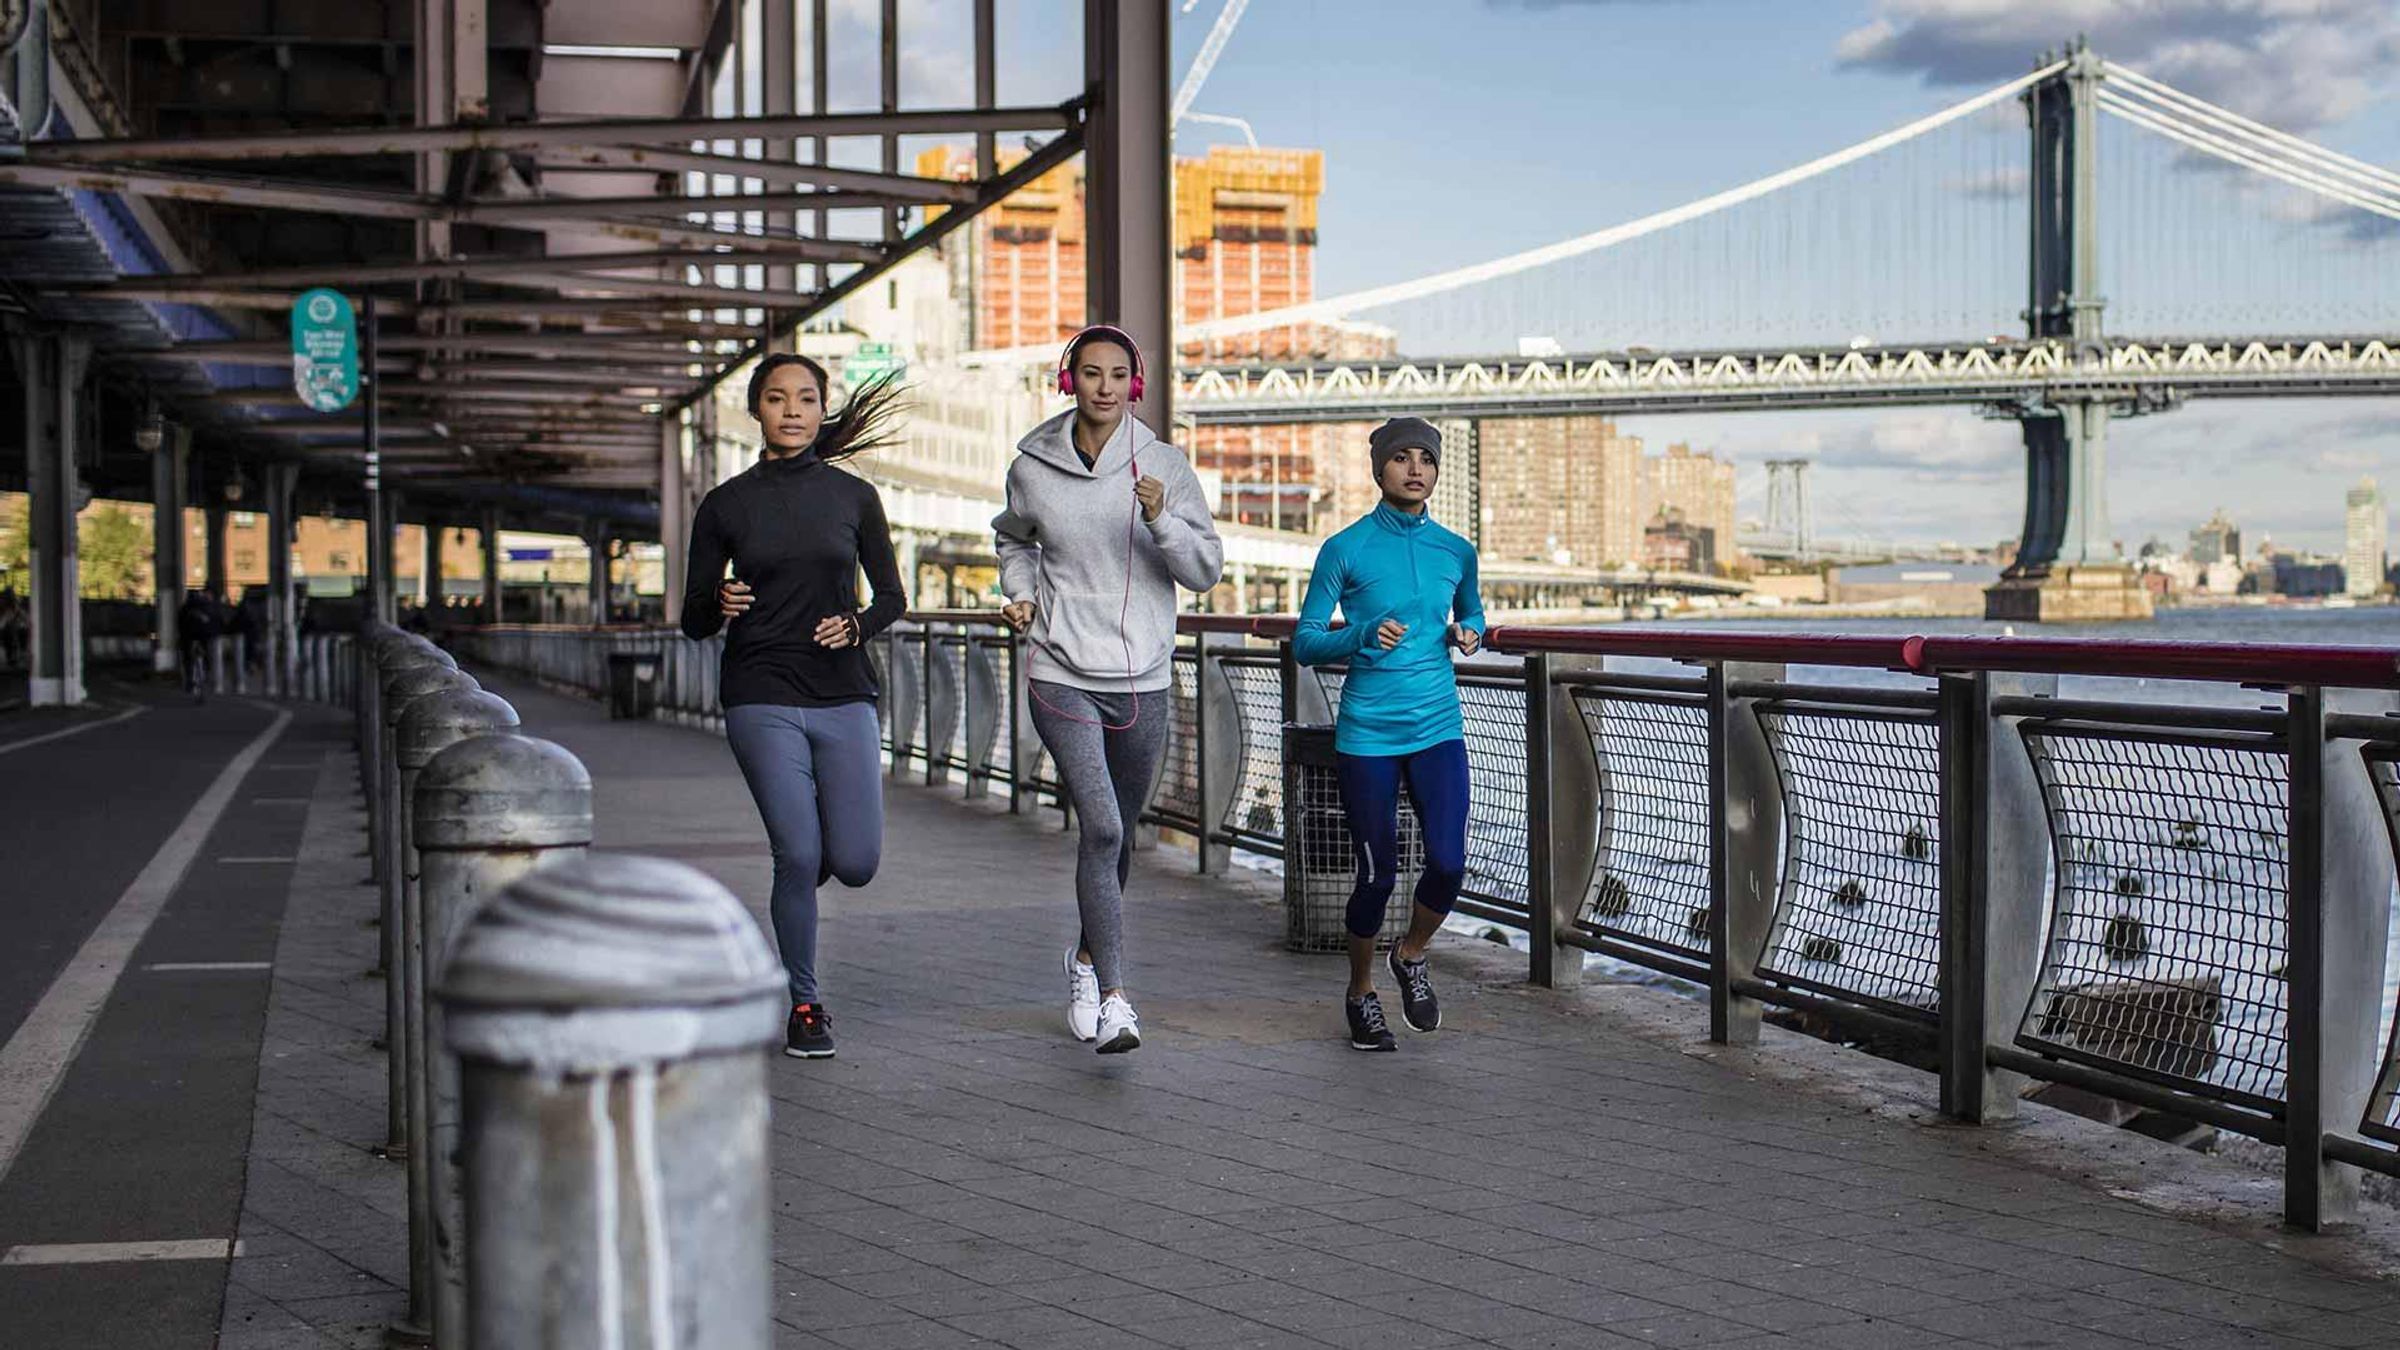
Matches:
[856,1,2400,555]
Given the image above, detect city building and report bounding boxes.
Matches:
[1639,442,1738,572]
[1477,417,1642,567]
[918,142,1388,534]
[1641,507,1716,573]
[2190,508,2241,565]
[2345,477,2386,599]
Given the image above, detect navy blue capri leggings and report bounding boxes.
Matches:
[1334,738,1470,939]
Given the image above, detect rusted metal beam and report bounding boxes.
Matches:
[537,148,977,202]
[687,122,1088,405]
[63,249,791,293]
[464,190,941,221]
[27,104,1084,164]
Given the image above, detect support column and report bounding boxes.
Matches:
[13,330,89,706]
[1083,0,1173,437]
[480,504,502,624]
[761,0,798,323]
[151,422,189,674]
[423,516,445,614]
[266,461,299,696]
[585,520,609,626]
[661,417,688,628]
[204,498,230,601]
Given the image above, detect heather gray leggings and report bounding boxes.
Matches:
[1028,680,1170,993]
[725,701,884,1005]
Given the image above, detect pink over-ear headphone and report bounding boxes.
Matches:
[1057,324,1145,403]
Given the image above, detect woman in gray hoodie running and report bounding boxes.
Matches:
[994,326,1223,1054]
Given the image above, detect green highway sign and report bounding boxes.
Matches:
[291,288,359,413]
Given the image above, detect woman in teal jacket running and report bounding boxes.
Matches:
[1293,417,1486,1051]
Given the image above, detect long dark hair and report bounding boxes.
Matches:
[746,353,908,464]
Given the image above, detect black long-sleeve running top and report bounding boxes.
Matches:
[679,450,908,709]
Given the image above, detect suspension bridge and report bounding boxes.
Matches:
[1113,45,2399,617]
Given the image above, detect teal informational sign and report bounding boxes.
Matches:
[847,340,906,383]
[290,288,359,413]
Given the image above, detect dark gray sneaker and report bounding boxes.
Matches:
[1388,946,1440,1033]
[1346,992,1398,1052]
[786,1004,835,1059]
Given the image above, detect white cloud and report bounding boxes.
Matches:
[1836,1,2400,135]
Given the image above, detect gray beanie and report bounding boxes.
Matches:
[1369,417,1441,479]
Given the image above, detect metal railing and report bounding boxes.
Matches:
[451,614,2400,1231]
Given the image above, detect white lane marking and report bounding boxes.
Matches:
[142,962,272,973]
[1,1239,244,1265]
[0,705,146,756]
[0,709,292,1187]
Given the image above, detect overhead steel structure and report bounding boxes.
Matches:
[0,0,1169,705]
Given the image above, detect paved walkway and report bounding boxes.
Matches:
[176,668,2400,1347]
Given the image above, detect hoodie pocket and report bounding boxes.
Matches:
[1038,589,1161,677]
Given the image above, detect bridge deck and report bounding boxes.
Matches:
[7,672,2400,1348]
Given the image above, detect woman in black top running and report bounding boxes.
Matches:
[681,355,908,1060]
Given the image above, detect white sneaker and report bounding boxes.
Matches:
[1094,994,1141,1055]
[1065,949,1101,1043]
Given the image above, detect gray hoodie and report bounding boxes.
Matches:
[992,410,1224,693]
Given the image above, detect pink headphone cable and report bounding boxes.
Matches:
[1026,451,1143,732]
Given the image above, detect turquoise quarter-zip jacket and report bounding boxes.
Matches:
[1292,502,1487,756]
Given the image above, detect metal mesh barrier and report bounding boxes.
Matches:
[974,633,1014,784]
[932,632,969,775]
[868,636,893,752]
[1221,657,1286,847]
[1459,678,1531,917]
[1756,706,1944,1018]
[1150,653,1202,830]
[2018,728,2291,1108]
[2364,753,2400,1146]
[1316,669,1346,715]
[1576,688,1711,959]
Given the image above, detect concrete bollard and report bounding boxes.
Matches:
[438,854,783,1350]
[415,733,592,1348]
[376,659,473,1169]
[396,694,527,1345]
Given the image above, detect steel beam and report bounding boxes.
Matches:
[68,249,812,293]
[1083,0,1173,437]
[26,105,1083,164]
[537,147,976,202]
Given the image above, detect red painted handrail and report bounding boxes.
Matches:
[476,615,2400,689]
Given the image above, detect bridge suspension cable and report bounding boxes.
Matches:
[2101,63,2400,203]
[2097,91,2400,223]
[1175,61,2066,344]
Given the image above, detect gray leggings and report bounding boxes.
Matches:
[1028,680,1171,993]
[725,701,884,1004]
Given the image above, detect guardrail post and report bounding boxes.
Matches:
[397,691,525,1345]
[2288,686,2398,1230]
[374,647,464,1161]
[1530,652,1602,989]
[417,732,592,1347]
[1006,630,1031,814]
[922,624,940,787]
[376,662,478,1344]
[438,854,784,1349]
[1938,671,2054,1122]
[1708,661,1783,1046]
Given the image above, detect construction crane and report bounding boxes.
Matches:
[1171,0,1250,129]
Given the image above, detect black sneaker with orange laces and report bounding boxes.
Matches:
[786,1003,835,1059]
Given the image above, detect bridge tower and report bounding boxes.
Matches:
[1987,40,2152,621]
[1764,460,1814,559]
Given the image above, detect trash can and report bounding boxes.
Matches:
[604,651,659,720]
[1280,724,1420,954]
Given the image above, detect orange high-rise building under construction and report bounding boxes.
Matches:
[919,144,1366,532]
